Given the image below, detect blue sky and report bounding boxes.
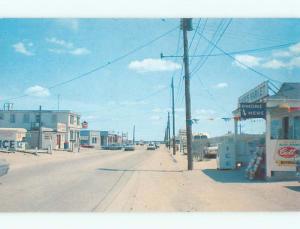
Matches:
[1,18,300,140]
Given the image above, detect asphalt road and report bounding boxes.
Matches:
[0,147,152,212]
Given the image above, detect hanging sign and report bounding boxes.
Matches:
[240,103,266,119]
[238,81,269,104]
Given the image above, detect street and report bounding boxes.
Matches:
[0,146,299,212]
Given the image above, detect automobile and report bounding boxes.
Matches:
[296,156,300,181]
[147,143,156,150]
[124,144,135,151]
[107,144,122,150]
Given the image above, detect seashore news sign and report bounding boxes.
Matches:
[240,103,266,119]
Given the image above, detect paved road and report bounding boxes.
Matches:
[1,146,299,212]
[0,147,152,212]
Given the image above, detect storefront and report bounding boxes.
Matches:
[233,82,300,180]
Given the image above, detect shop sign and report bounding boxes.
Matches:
[275,141,300,166]
[0,140,23,149]
[82,121,88,129]
[240,103,266,119]
[238,81,269,104]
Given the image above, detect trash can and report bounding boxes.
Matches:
[64,142,69,150]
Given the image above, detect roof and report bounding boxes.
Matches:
[269,83,300,100]
[0,128,27,132]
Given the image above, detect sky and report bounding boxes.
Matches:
[1,18,300,140]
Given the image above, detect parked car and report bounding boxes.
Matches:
[124,144,135,151]
[296,156,300,182]
[147,143,156,150]
[107,144,122,150]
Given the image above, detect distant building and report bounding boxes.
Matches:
[0,109,81,150]
[80,130,100,148]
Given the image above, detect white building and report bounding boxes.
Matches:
[0,109,81,150]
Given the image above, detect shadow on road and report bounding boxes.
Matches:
[97,168,184,173]
[285,185,300,192]
[202,169,266,184]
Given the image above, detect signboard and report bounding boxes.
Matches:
[238,81,269,104]
[240,103,266,119]
[274,141,299,167]
[57,123,66,132]
[82,121,88,129]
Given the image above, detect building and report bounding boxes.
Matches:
[0,109,81,150]
[100,131,109,146]
[80,130,100,148]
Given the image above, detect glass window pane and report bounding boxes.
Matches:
[294,116,300,140]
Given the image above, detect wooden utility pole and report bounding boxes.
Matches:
[171,77,176,155]
[181,18,193,170]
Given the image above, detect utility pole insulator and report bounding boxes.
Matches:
[180,18,193,31]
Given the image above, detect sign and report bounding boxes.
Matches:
[57,123,66,132]
[275,141,300,167]
[240,103,266,119]
[238,81,269,104]
[82,121,88,129]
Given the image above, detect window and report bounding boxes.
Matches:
[10,114,15,123]
[271,116,300,140]
[70,115,74,124]
[0,113,4,120]
[70,130,74,140]
[92,137,97,144]
[35,114,40,123]
[52,114,57,123]
[23,114,30,123]
[294,116,300,140]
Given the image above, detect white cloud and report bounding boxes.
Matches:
[262,59,286,69]
[12,42,34,56]
[150,115,161,121]
[128,58,181,72]
[213,82,228,89]
[152,108,162,113]
[25,85,50,97]
[195,109,216,119]
[69,48,90,56]
[46,37,90,56]
[55,19,79,31]
[46,37,74,49]
[119,100,147,106]
[234,54,262,68]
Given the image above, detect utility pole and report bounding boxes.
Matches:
[167,112,171,150]
[38,105,42,149]
[171,77,176,155]
[181,18,193,170]
[133,125,135,144]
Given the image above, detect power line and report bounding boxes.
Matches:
[3,25,179,102]
[197,32,283,84]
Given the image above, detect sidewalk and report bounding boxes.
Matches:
[105,146,300,212]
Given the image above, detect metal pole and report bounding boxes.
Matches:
[167,112,171,150]
[38,105,42,149]
[182,18,193,170]
[171,77,176,155]
[133,125,135,144]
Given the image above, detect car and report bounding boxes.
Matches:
[147,143,156,150]
[107,144,122,150]
[296,156,300,181]
[124,144,135,151]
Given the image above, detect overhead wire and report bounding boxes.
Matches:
[3,25,179,102]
